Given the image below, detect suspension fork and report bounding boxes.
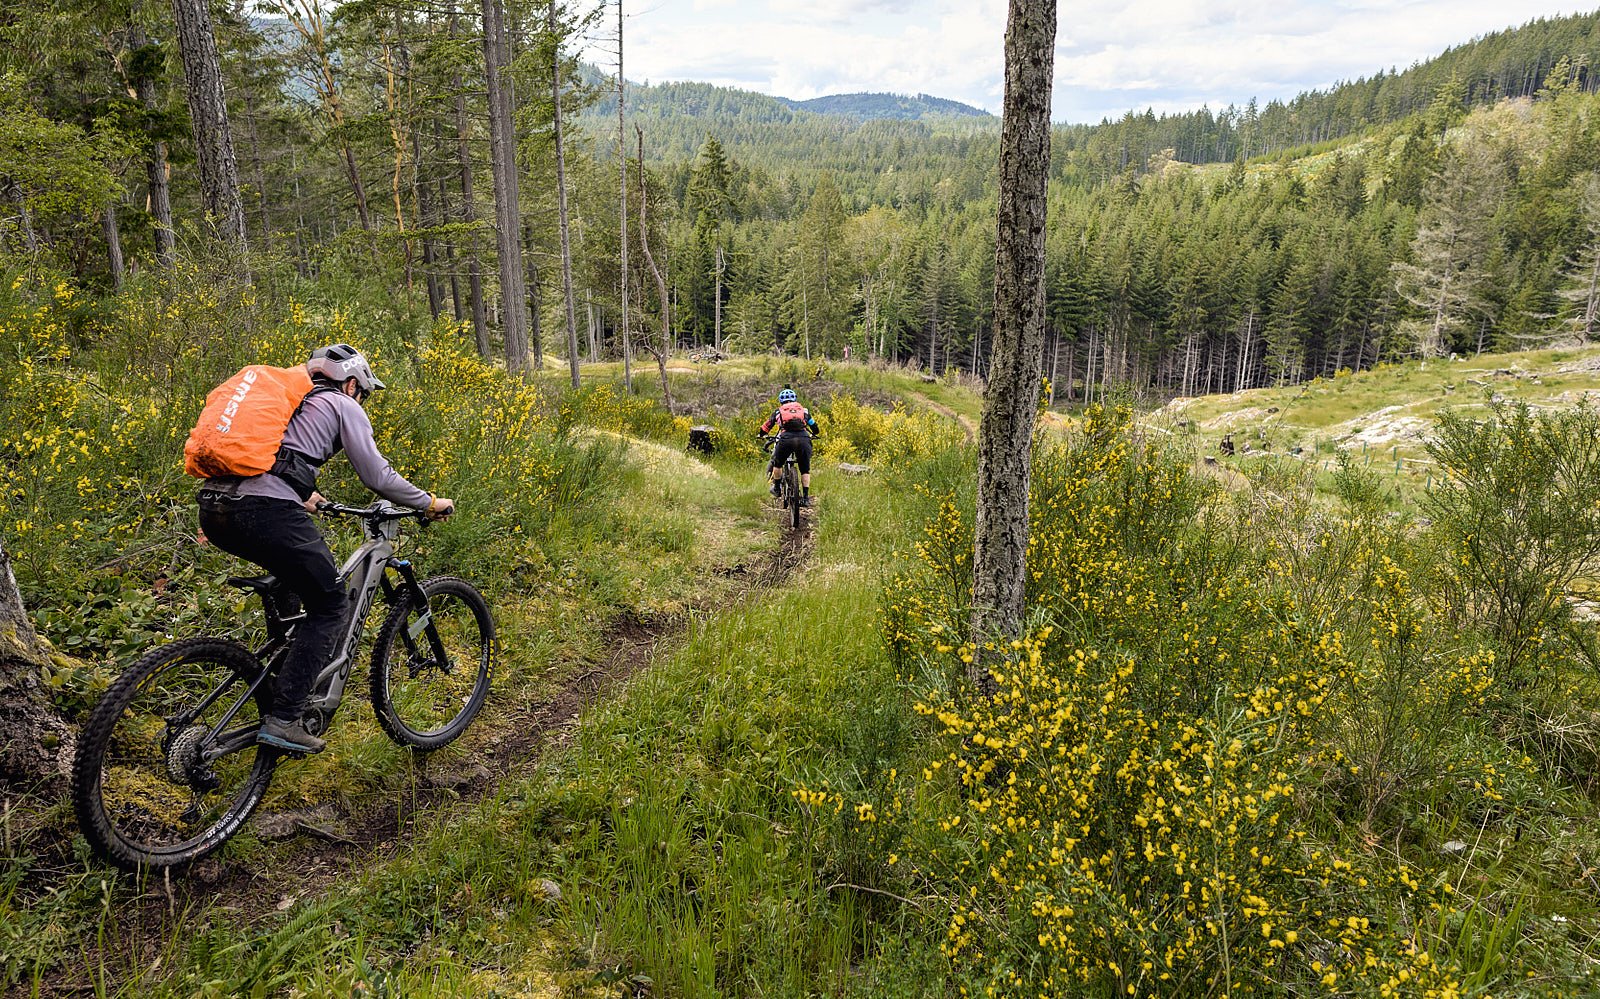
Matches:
[384,559,452,670]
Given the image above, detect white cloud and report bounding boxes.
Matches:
[616,0,1592,123]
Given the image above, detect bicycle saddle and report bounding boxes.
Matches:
[225,575,278,594]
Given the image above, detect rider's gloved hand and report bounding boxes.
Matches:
[426,496,456,520]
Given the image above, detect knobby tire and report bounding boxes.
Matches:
[72,637,279,871]
[785,463,801,530]
[370,575,495,751]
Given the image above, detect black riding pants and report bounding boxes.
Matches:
[771,434,813,475]
[198,492,348,722]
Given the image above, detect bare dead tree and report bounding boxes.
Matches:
[616,0,632,392]
[481,0,530,370]
[550,0,580,388]
[126,25,176,266]
[450,12,490,356]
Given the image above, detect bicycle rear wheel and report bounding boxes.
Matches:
[72,637,279,870]
[785,464,801,530]
[370,575,495,750]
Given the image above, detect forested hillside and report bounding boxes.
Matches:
[9,2,1600,996]
[783,92,992,119]
[5,6,1600,407]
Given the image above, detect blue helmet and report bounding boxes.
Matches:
[778,388,797,403]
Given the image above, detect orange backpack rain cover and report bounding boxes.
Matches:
[183,364,314,479]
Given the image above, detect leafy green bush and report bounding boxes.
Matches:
[1423,401,1600,687]
[877,403,1594,997]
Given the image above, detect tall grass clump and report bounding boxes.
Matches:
[870,404,1599,997]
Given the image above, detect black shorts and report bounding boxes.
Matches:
[771,434,813,475]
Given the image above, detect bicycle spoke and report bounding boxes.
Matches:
[74,639,278,869]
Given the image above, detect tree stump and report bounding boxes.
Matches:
[687,425,716,454]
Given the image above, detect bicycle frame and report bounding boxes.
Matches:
[196,504,433,757]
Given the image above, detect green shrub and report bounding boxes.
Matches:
[1423,401,1600,687]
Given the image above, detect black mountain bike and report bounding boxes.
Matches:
[761,434,807,530]
[72,501,495,871]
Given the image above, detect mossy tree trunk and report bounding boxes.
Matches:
[0,540,75,797]
[969,0,1056,691]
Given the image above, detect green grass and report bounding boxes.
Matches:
[72,421,963,998]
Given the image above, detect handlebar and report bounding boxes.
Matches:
[316,500,428,523]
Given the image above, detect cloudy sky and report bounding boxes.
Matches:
[612,1,1594,124]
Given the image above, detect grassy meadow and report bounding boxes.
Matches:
[6,264,1600,998]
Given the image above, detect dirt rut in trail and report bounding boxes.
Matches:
[41,527,815,997]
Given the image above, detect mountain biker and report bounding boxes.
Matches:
[196,344,454,754]
[760,387,820,506]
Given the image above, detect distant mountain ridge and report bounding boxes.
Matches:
[779,92,992,120]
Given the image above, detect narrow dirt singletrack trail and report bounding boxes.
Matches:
[42,525,817,997]
[906,390,977,443]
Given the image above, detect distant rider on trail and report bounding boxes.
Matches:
[196,344,454,754]
[760,386,820,506]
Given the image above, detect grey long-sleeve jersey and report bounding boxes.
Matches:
[206,388,432,509]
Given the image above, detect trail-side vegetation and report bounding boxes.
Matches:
[869,404,1600,997]
[6,240,1600,997]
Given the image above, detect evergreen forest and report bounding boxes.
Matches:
[8,3,1600,997]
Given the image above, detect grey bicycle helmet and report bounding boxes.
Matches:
[307,344,385,394]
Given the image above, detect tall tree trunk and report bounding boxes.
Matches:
[451,43,490,356]
[1083,326,1098,403]
[481,0,530,371]
[0,540,75,797]
[241,87,272,243]
[385,33,412,285]
[1047,329,1059,405]
[970,0,1056,687]
[585,291,597,358]
[416,128,444,320]
[170,0,248,248]
[636,126,674,411]
[1064,342,1075,403]
[550,1,580,388]
[524,219,544,370]
[103,204,125,291]
[714,243,724,350]
[616,0,632,394]
[129,26,176,266]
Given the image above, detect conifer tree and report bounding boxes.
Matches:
[170,0,247,248]
[1393,140,1508,355]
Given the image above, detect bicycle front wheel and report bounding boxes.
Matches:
[72,637,279,870]
[370,575,495,750]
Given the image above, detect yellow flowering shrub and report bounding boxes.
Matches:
[876,404,1575,997]
[0,277,618,658]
